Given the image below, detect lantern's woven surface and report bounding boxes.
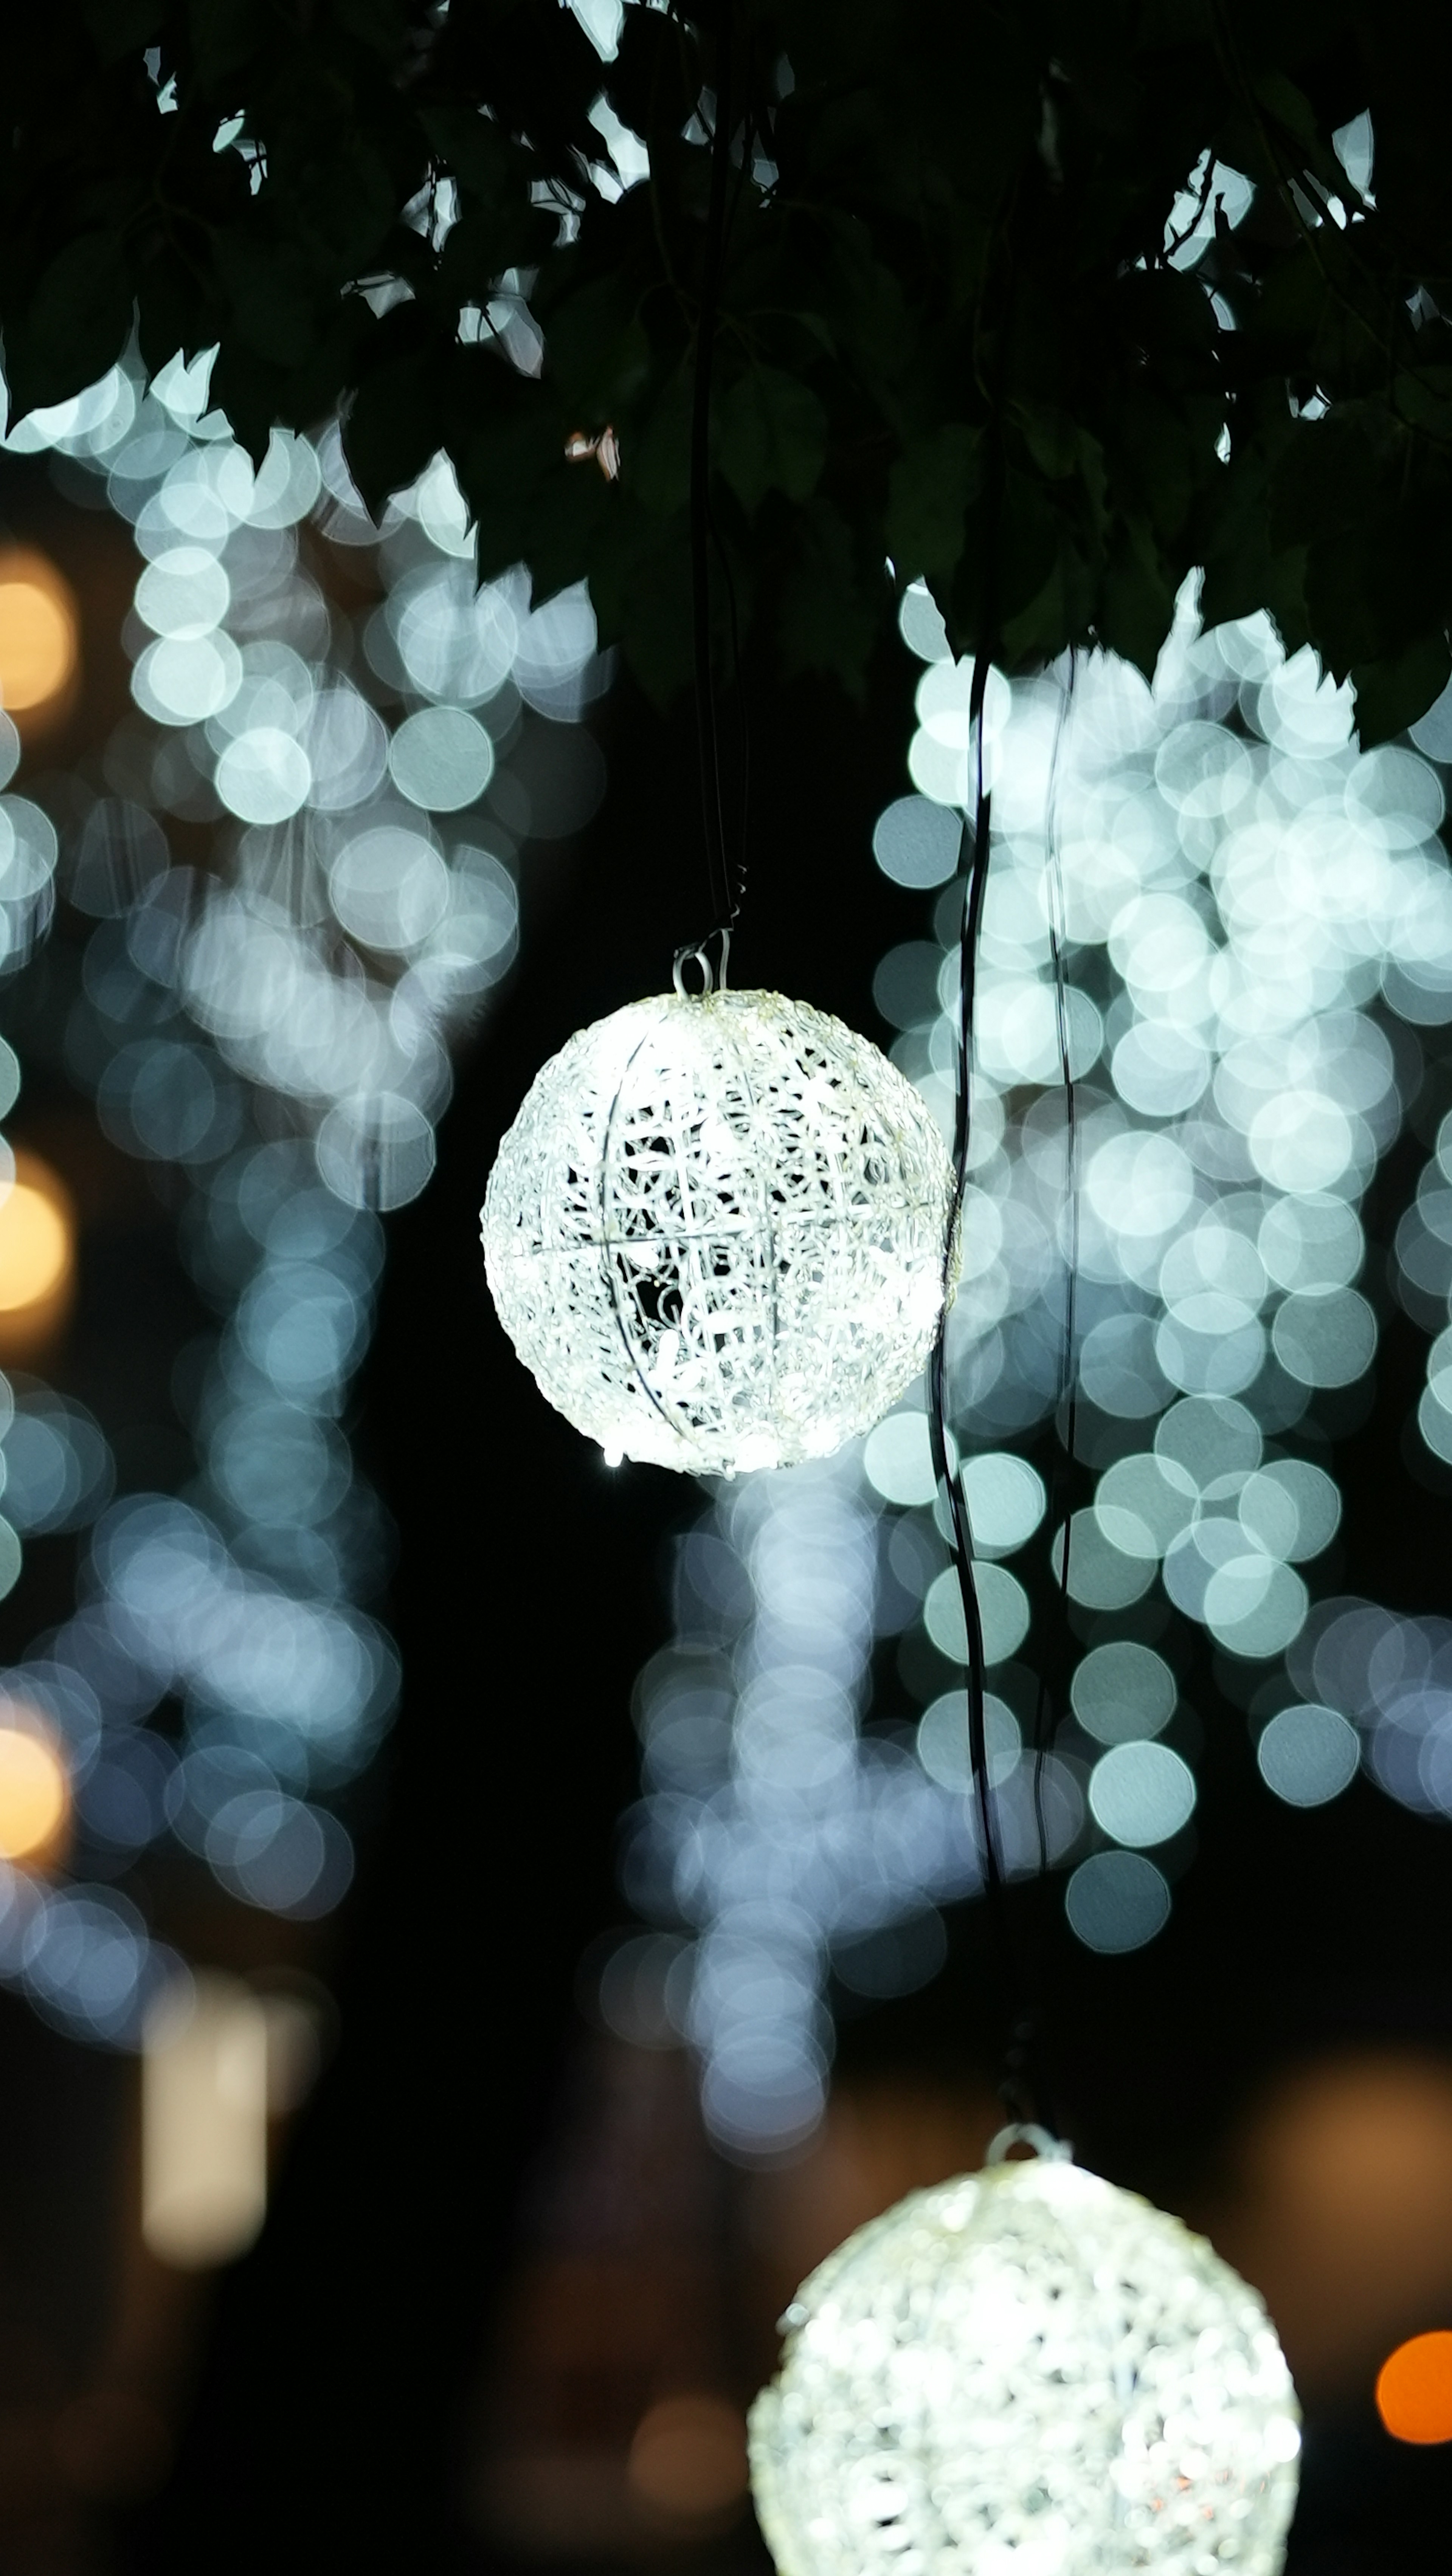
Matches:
[748,2156,1300,2576]
[481,989,955,1474]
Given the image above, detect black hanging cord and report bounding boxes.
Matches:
[1033,658,1082,1822]
[926,653,1025,2078]
[1015,656,1080,2149]
[928,655,1073,2142]
[687,0,737,961]
[712,519,751,919]
[923,178,1073,2135]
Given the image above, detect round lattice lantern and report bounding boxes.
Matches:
[481,986,955,1475]
[748,2134,1301,2576]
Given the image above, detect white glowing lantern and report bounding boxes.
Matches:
[481,989,955,1474]
[749,2137,1300,2576]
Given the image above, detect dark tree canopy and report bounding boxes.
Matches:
[5,0,1452,736]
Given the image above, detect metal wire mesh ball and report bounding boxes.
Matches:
[748,2149,1301,2576]
[481,988,955,1474]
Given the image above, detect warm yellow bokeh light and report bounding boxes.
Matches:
[0,550,79,717]
[0,1176,71,1313]
[0,1151,77,1352]
[1376,2331,1452,2444]
[0,1722,69,1866]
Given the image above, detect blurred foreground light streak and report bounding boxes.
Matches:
[142,1971,269,2268]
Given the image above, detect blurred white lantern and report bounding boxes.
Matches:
[481,988,955,1474]
[749,2136,1300,2576]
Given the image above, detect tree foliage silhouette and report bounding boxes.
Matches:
[6,1,1452,735]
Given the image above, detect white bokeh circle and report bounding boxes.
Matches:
[481,989,955,1474]
[749,2152,1300,2576]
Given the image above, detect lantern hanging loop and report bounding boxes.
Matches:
[672,925,731,998]
[984,2120,1071,2166]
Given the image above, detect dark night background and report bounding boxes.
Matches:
[3,9,1452,2565]
[0,409,1446,2576]
[71,647,1452,2571]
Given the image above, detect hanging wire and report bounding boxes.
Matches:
[1037,657,1082,1746]
[715,63,757,926]
[928,643,1081,2140]
[926,653,1027,2094]
[1018,653,1081,2141]
[684,0,738,975]
[710,520,750,929]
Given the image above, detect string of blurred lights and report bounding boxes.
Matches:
[605,569,1452,2157]
[886,577,1452,1948]
[0,344,607,2047]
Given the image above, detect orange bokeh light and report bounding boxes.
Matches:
[0,1166,71,1311]
[0,1150,76,1353]
[1376,2331,1452,2443]
[0,547,79,720]
[0,1718,70,1868]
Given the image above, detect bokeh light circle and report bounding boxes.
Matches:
[0,1719,69,1864]
[0,1151,74,1324]
[1065,1851,1171,1952]
[1376,2333,1452,2444]
[1257,1703,1360,1807]
[0,549,79,716]
[215,727,312,824]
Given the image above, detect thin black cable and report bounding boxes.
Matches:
[688,2,735,950]
[1015,655,1081,2151]
[711,77,755,922]
[926,653,1023,2058]
[710,513,749,919]
[1049,665,1082,1548]
[1032,660,1081,1829]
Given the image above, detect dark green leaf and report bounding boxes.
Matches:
[1096,519,1177,682]
[344,344,447,519]
[82,0,163,59]
[185,0,261,84]
[212,230,321,370]
[1351,634,1452,747]
[5,233,132,420]
[886,425,982,581]
[776,500,877,693]
[630,365,694,518]
[717,366,827,515]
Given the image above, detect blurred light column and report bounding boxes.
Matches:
[142,1971,269,2268]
